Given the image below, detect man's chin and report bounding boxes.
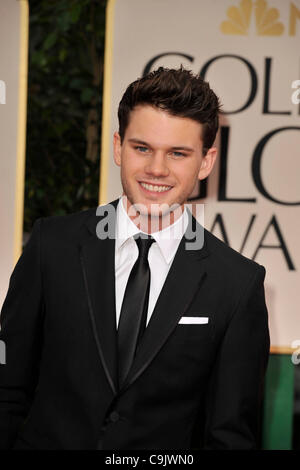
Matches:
[129,202,175,217]
[127,200,184,228]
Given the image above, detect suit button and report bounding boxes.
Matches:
[109,411,119,423]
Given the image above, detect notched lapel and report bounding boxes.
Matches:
[121,217,211,392]
[79,202,119,395]
[78,204,211,396]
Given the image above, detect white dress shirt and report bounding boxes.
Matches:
[115,196,189,328]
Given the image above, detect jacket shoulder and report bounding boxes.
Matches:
[39,207,96,232]
[29,208,99,248]
[204,227,265,279]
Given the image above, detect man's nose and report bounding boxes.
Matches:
[144,152,169,177]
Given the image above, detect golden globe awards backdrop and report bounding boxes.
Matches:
[0,0,29,311]
[100,0,300,352]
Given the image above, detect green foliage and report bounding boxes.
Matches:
[25,0,107,231]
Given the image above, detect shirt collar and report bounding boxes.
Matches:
[115,196,188,264]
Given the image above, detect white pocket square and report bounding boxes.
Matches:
[178,316,209,324]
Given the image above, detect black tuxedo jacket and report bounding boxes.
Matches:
[0,199,270,450]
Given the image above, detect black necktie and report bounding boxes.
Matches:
[117,234,154,387]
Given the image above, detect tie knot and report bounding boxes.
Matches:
[134,234,155,259]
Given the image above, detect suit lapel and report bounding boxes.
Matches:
[79,201,211,396]
[79,200,119,395]
[121,211,211,392]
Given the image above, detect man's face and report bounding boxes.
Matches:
[113,105,217,225]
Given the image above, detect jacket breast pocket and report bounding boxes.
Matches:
[174,314,213,344]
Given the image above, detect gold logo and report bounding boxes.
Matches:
[220,0,284,36]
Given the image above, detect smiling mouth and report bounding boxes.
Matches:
[139,181,172,193]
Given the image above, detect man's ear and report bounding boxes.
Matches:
[113,132,122,166]
[197,147,217,181]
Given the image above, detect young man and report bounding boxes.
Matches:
[0,67,270,450]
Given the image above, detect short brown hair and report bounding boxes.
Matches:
[118,66,221,154]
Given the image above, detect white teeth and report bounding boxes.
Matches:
[140,182,172,192]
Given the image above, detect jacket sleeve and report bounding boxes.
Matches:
[203,265,270,449]
[0,218,45,449]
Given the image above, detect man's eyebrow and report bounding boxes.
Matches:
[128,138,194,152]
[171,146,194,152]
[128,138,150,146]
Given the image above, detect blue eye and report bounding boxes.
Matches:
[135,146,148,153]
[172,151,185,157]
